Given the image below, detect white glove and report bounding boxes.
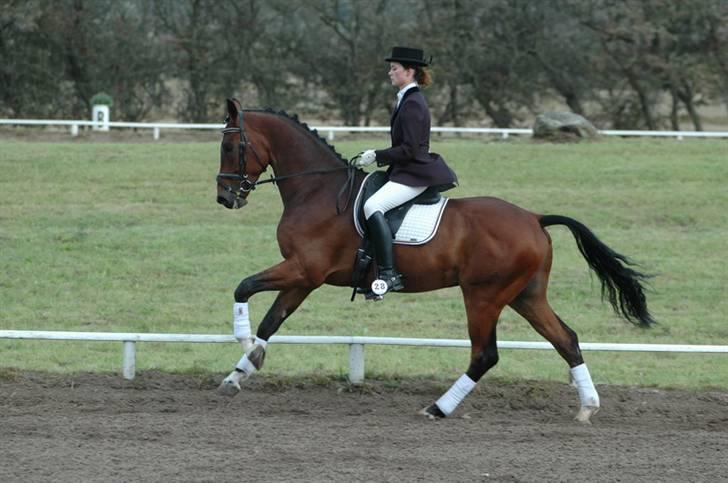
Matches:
[355,150,377,167]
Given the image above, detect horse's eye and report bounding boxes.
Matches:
[223,142,233,153]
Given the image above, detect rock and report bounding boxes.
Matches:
[532,111,600,140]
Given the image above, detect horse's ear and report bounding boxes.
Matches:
[226,98,240,118]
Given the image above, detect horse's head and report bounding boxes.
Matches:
[216,99,270,209]
[217,99,358,212]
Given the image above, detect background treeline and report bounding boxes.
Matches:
[1,0,727,129]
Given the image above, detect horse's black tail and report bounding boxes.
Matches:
[540,215,655,327]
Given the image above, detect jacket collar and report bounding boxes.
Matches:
[391,86,420,124]
[396,82,418,107]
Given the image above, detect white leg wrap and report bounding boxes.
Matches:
[233,302,251,341]
[235,353,257,375]
[570,363,600,408]
[226,369,248,386]
[435,374,477,416]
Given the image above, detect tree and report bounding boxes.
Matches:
[99,1,167,121]
[462,0,540,127]
[154,0,232,122]
[224,0,302,111]
[419,0,476,126]
[579,0,667,129]
[1,0,724,128]
[39,0,110,118]
[15,0,168,121]
[700,0,728,118]
[286,0,410,125]
[0,0,63,117]
[523,1,602,116]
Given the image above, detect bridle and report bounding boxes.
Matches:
[217,110,265,199]
[217,109,359,213]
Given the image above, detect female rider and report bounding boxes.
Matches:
[355,46,458,298]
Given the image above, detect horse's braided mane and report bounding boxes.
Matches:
[250,108,348,166]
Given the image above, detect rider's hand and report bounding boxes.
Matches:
[354,150,377,167]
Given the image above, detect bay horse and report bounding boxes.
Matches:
[215,99,653,424]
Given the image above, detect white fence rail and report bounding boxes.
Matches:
[2,330,726,383]
[2,118,728,140]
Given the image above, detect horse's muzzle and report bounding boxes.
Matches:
[217,192,247,209]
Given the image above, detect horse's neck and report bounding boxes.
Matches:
[263,118,351,210]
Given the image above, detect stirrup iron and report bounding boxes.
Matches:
[368,268,404,300]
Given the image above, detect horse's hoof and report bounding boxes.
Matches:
[418,404,446,420]
[217,378,241,397]
[574,406,599,424]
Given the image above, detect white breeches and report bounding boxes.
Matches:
[363,181,427,219]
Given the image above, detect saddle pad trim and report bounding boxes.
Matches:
[394,197,449,245]
[352,172,375,238]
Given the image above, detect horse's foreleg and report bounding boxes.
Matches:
[233,259,308,303]
[235,286,313,372]
[421,289,502,419]
[219,285,313,396]
[229,259,308,348]
[219,259,310,396]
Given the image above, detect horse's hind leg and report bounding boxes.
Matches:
[510,278,600,424]
[420,286,503,419]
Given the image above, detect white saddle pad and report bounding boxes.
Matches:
[353,180,449,246]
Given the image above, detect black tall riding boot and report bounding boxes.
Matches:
[366,211,404,295]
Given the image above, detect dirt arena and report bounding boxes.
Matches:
[1,371,727,482]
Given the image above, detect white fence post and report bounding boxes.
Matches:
[70,124,79,137]
[92,105,110,131]
[153,127,160,140]
[122,341,136,380]
[348,343,365,384]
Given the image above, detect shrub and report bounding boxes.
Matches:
[90,92,114,107]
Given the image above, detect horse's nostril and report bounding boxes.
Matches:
[217,196,232,208]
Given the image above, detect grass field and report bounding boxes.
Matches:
[1,135,727,389]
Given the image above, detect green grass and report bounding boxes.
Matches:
[1,136,727,388]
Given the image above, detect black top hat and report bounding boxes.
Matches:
[385,46,429,67]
